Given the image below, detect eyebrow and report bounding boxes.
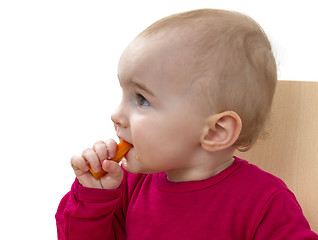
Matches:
[117,75,155,97]
[132,81,155,97]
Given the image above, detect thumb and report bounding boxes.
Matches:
[100,160,123,189]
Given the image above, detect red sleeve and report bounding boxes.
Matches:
[55,179,126,240]
[254,189,318,239]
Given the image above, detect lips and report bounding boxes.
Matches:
[124,143,134,161]
[117,135,133,146]
[116,135,133,157]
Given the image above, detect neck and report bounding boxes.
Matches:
[166,150,235,182]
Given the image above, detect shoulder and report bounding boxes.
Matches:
[231,157,291,197]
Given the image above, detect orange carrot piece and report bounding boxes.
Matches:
[89,140,133,180]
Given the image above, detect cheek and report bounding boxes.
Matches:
[132,121,160,150]
[131,111,193,145]
[130,116,167,158]
[132,119,171,144]
[129,109,201,156]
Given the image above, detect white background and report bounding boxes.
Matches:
[0,0,317,239]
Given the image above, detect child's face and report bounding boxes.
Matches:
[112,33,208,179]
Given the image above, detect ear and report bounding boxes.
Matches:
[200,111,242,152]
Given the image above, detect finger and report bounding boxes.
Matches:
[92,141,108,164]
[81,148,101,173]
[71,155,89,176]
[102,160,123,181]
[100,160,123,189]
[105,139,118,160]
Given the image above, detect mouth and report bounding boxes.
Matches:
[117,135,133,146]
[113,140,133,163]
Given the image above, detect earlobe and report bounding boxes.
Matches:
[200,111,242,152]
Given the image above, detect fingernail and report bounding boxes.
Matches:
[71,164,79,170]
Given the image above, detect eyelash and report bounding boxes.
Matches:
[136,93,150,107]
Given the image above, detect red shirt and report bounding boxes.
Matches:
[56,157,318,239]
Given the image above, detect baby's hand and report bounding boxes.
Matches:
[71,139,123,189]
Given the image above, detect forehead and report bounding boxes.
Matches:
[118,35,165,78]
[117,31,198,95]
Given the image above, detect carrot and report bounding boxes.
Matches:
[89,140,133,180]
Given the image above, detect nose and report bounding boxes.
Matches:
[111,100,129,130]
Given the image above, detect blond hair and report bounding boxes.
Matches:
[139,9,277,151]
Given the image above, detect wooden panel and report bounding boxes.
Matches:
[235,81,318,232]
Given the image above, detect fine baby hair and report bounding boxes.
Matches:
[138,9,277,151]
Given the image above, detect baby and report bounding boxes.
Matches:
[56,9,318,239]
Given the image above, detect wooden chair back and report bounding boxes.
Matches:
[235,80,318,232]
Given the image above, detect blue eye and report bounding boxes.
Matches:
[136,93,150,107]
